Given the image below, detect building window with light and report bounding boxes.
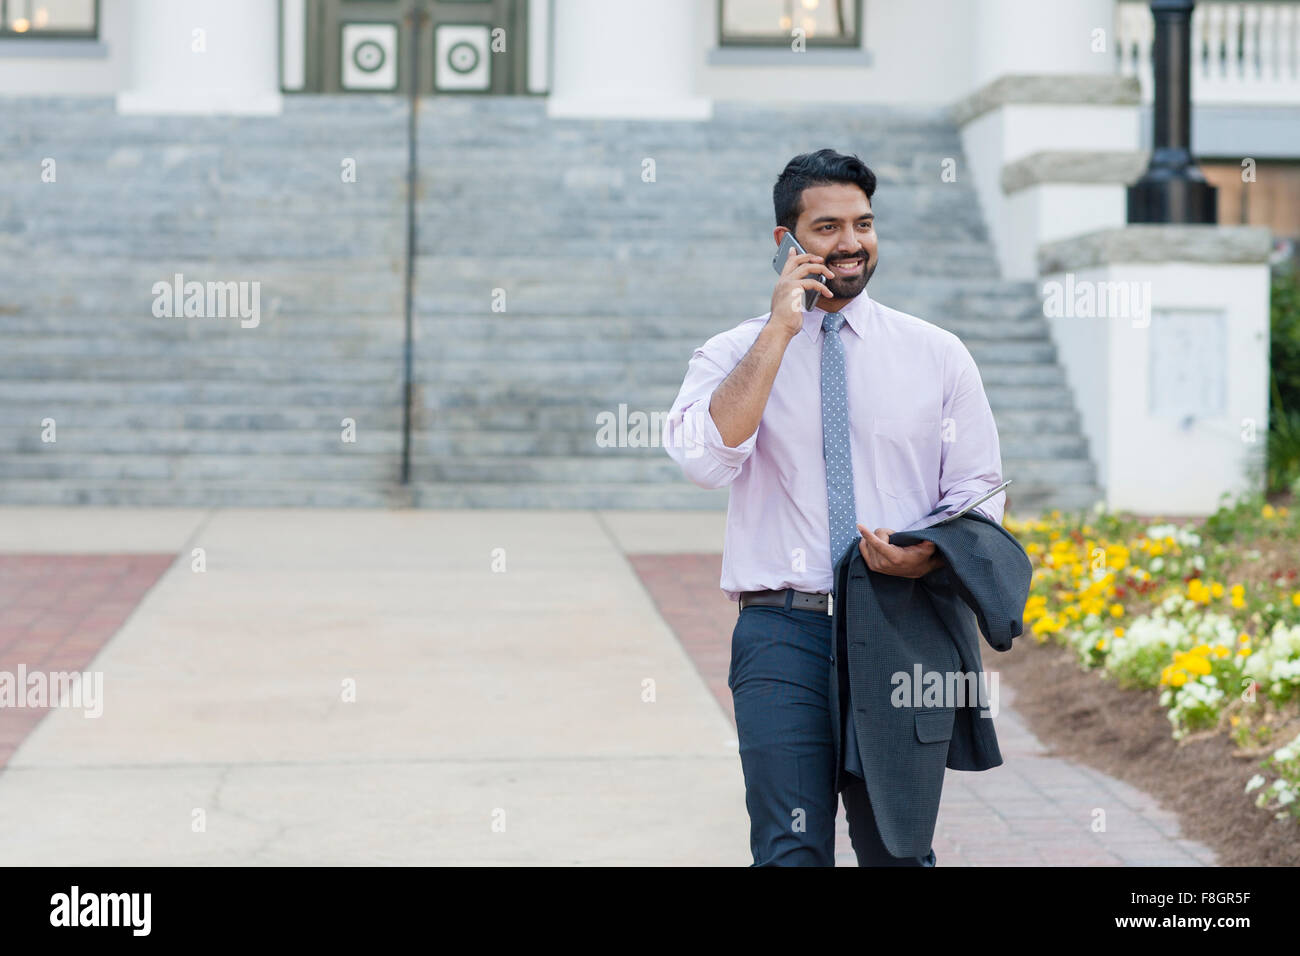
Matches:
[719,0,861,47]
[0,0,98,38]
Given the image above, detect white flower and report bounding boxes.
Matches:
[1150,557,1165,573]
[1272,779,1288,791]
[1245,773,1266,792]
[1278,790,1296,806]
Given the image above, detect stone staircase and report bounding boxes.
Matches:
[0,95,409,506]
[0,95,1102,514]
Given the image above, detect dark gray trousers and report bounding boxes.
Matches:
[728,596,937,867]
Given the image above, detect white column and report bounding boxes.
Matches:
[972,0,1117,89]
[116,0,281,115]
[548,0,710,120]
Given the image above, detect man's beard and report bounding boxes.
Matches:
[825,254,875,299]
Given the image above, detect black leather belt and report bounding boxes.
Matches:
[738,588,833,615]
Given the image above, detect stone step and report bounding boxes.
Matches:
[0,378,1075,413]
[0,474,1101,514]
[411,404,1087,435]
[0,357,406,383]
[418,359,1068,388]
[413,454,1099,484]
[0,478,409,508]
[0,399,1085,441]
[0,426,1087,460]
[407,479,1101,512]
[416,315,1053,340]
[0,449,1096,486]
[0,404,406,430]
[0,428,402,455]
[0,334,409,360]
[410,291,1044,318]
[0,381,404,405]
[0,333,1058,365]
[0,312,1050,341]
[0,454,400,482]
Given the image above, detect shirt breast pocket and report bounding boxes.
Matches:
[871,416,941,501]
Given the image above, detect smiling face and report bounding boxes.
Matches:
[776,181,877,309]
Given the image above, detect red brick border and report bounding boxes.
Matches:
[0,554,174,767]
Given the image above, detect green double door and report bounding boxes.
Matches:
[286,0,532,94]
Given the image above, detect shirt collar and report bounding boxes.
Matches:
[801,287,872,345]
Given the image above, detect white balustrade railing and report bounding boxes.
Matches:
[1117,1,1300,103]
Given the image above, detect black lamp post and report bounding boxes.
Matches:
[1127,0,1218,223]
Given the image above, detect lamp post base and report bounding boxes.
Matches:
[1127,175,1218,224]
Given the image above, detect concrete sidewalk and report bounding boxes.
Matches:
[0,508,1216,865]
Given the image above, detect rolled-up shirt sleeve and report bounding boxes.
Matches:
[939,339,1006,524]
[662,341,758,489]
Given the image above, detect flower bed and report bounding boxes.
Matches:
[1005,489,1300,823]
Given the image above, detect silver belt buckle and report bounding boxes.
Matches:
[826,592,834,616]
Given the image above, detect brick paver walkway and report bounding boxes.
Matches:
[0,554,173,768]
[629,552,1219,867]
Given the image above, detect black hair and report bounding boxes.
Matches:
[773,149,877,233]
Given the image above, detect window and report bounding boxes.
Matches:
[719,0,861,48]
[0,0,98,38]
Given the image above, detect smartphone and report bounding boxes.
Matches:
[772,231,826,312]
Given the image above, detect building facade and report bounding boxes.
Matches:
[0,0,1291,513]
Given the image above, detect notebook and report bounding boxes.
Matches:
[899,479,1012,533]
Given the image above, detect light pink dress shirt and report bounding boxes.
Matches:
[662,288,1006,602]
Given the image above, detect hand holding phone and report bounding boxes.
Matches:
[770,232,835,335]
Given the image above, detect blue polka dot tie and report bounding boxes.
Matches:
[821,311,858,575]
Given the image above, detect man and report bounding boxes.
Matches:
[662,148,1006,866]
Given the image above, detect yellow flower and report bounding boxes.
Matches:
[1113,626,1125,638]
[1231,594,1245,609]
[1168,670,1188,687]
[1291,592,1300,607]
[1238,647,1252,657]
[1025,541,1041,555]
[1109,603,1124,617]
[1213,645,1231,659]
[1182,655,1211,676]
[1210,581,1224,599]
[1262,504,1276,519]
[1238,632,1251,644]
[1094,638,1108,651]
[1281,507,1290,517]
[1230,715,1241,727]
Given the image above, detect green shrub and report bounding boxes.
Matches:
[1269,268,1300,493]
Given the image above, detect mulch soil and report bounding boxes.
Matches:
[997,634,1300,866]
